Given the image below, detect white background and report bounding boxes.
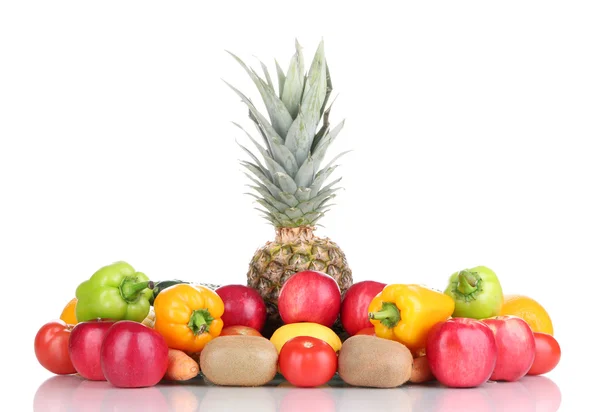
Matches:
[1,1,598,410]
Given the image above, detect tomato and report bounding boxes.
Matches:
[34,320,77,375]
[527,332,561,376]
[355,327,376,336]
[220,325,262,337]
[278,336,337,387]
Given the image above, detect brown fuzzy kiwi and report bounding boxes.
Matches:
[200,336,278,387]
[338,335,413,388]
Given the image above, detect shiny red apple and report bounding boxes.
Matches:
[482,315,536,382]
[426,317,497,388]
[340,280,386,336]
[100,321,169,388]
[215,284,267,332]
[68,319,116,381]
[278,270,341,327]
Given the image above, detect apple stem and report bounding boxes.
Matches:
[188,309,214,335]
[368,302,401,328]
[120,280,154,302]
[457,271,479,295]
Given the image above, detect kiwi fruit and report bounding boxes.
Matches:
[200,336,278,387]
[338,335,413,388]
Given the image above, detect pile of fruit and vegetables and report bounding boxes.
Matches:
[34,41,561,390]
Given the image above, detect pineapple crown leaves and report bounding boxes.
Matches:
[225,39,351,228]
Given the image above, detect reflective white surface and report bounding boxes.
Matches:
[32,373,562,412]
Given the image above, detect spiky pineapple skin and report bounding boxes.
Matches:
[247,228,352,338]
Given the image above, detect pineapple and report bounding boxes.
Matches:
[226,40,353,337]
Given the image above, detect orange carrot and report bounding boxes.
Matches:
[410,355,435,384]
[164,349,200,381]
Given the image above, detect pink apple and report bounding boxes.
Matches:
[426,317,497,388]
[278,270,341,327]
[68,319,115,381]
[340,280,386,336]
[482,315,536,382]
[215,284,267,332]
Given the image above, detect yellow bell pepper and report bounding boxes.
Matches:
[153,284,225,353]
[368,284,455,354]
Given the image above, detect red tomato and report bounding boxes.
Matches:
[220,325,262,337]
[278,336,337,387]
[34,320,77,375]
[355,327,376,336]
[527,332,561,375]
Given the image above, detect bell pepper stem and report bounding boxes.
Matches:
[368,301,401,328]
[120,280,155,302]
[188,309,214,335]
[457,271,479,295]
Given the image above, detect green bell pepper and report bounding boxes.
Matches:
[443,265,504,319]
[75,261,155,322]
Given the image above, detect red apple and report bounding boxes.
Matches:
[426,317,497,388]
[481,315,536,382]
[68,319,116,381]
[278,270,341,327]
[100,321,169,388]
[215,284,267,332]
[340,280,386,336]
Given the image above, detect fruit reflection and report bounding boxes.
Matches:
[406,376,561,412]
[33,374,561,412]
[99,386,169,411]
[199,386,277,412]
[279,387,336,412]
[484,381,536,411]
[337,386,413,410]
[33,375,83,412]
[520,375,562,412]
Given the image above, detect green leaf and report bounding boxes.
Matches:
[270,141,299,177]
[298,40,327,142]
[321,63,333,116]
[258,59,274,92]
[278,191,299,207]
[273,212,295,227]
[298,189,338,214]
[228,51,293,138]
[321,150,351,172]
[304,211,325,224]
[254,208,280,225]
[241,162,280,197]
[312,119,345,169]
[312,93,337,151]
[298,78,326,152]
[260,214,279,226]
[309,165,338,196]
[234,122,287,177]
[295,155,314,187]
[281,39,305,119]
[285,111,312,167]
[236,140,270,180]
[295,187,312,202]
[247,185,289,212]
[224,80,284,146]
[275,59,286,98]
[255,198,283,215]
[284,207,304,220]
[274,172,298,194]
[317,177,342,196]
